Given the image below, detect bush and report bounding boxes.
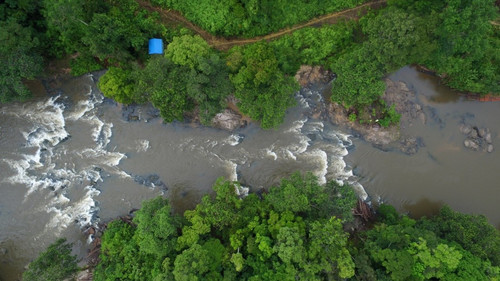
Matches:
[23,238,78,281]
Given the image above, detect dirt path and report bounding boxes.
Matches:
[137,0,387,50]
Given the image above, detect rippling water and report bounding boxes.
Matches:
[0,74,359,279]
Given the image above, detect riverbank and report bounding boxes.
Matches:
[346,66,500,228]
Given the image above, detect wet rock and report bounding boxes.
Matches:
[294,65,335,87]
[212,109,246,131]
[76,269,93,281]
[460,123,494,152]
[121,103,160,122]
[469,127,478,138]
[133,174,166,188]
[383,79,427,129]
[485,133,492,144]
[418,112,427,124]
[60,135,71,143]
[464,139,479,150]
[400,137,424,155]
[478,128,488,138]
[487,144,494,153]
[459,124,472,135]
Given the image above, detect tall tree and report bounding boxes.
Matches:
[0,19,43,103]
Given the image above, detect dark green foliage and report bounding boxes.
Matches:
[265,172,357,222]
[187,53,234,124]
[360,7,421,73]
[93,174,359,280]
[133,46,234,124]
[141,56,193,122]
[152,0,369,37]
[0,19,43,103]
[133,197,180,258]
[70,54,103,76]
[376,203,400,225]
[67,174,500,281]
[269,23,356,74]
[425,0,499,94]
[228,42,298,129]
[93,220,166,281]
[354,205,500,281]
[329,0,498,126]
[22,238,78,281]
[330,46,386,108]
[418,205,500,266]
[378,104,401,128]
[165,35,211,68]
[98,66,141,104]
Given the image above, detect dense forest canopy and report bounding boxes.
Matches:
[150,0,371,37]
[1,0,498,127]
[24,173,500,280]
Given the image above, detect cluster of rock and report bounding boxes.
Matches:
[133,173,167,190]
[459,124,494,153]
[121,103,160,122]
[294,65,336,87]
[212,109,247,131]
[399,136,424,155]
[383,79,426,128]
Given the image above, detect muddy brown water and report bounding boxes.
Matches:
[0,73,356,279]
[0,66,499,279]
[348,66,500,228]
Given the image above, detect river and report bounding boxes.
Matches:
[349,66,500,228]
[0,67,499,280]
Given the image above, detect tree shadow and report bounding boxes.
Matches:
[402,197,444,219]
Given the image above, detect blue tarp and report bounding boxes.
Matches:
[148,38,163,55]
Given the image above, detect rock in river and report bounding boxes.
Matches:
[212,109,246,131]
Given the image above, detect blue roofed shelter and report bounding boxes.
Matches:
[148,38,163,55]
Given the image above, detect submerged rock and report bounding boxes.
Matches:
[460,123,494,153]
[464,139,479,150]
[133,174,166,189]
[487,144,494,153]
[400,137,424,155]
[121,103,160,122]
[459,124,472,135]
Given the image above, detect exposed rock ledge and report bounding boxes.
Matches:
[212,109,247,131]
[327,78,426,153]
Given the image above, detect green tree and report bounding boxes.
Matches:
[186,54,234,124]
[425,0,499,94]
[361,7,420,72]
[418,205,500,266]
[23,238,78,281]
[173,243,212,281]
[98,67,139,104]
[330,46,386,109]
[42,0,91,56]
[165,35,211,69]
[133,197,180,258]
[265,172,357,222]
[137,56,193,122]
[0,19,43,103]
[306,218,355,279]
[229,42,298,129]
[94,220,162,281]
